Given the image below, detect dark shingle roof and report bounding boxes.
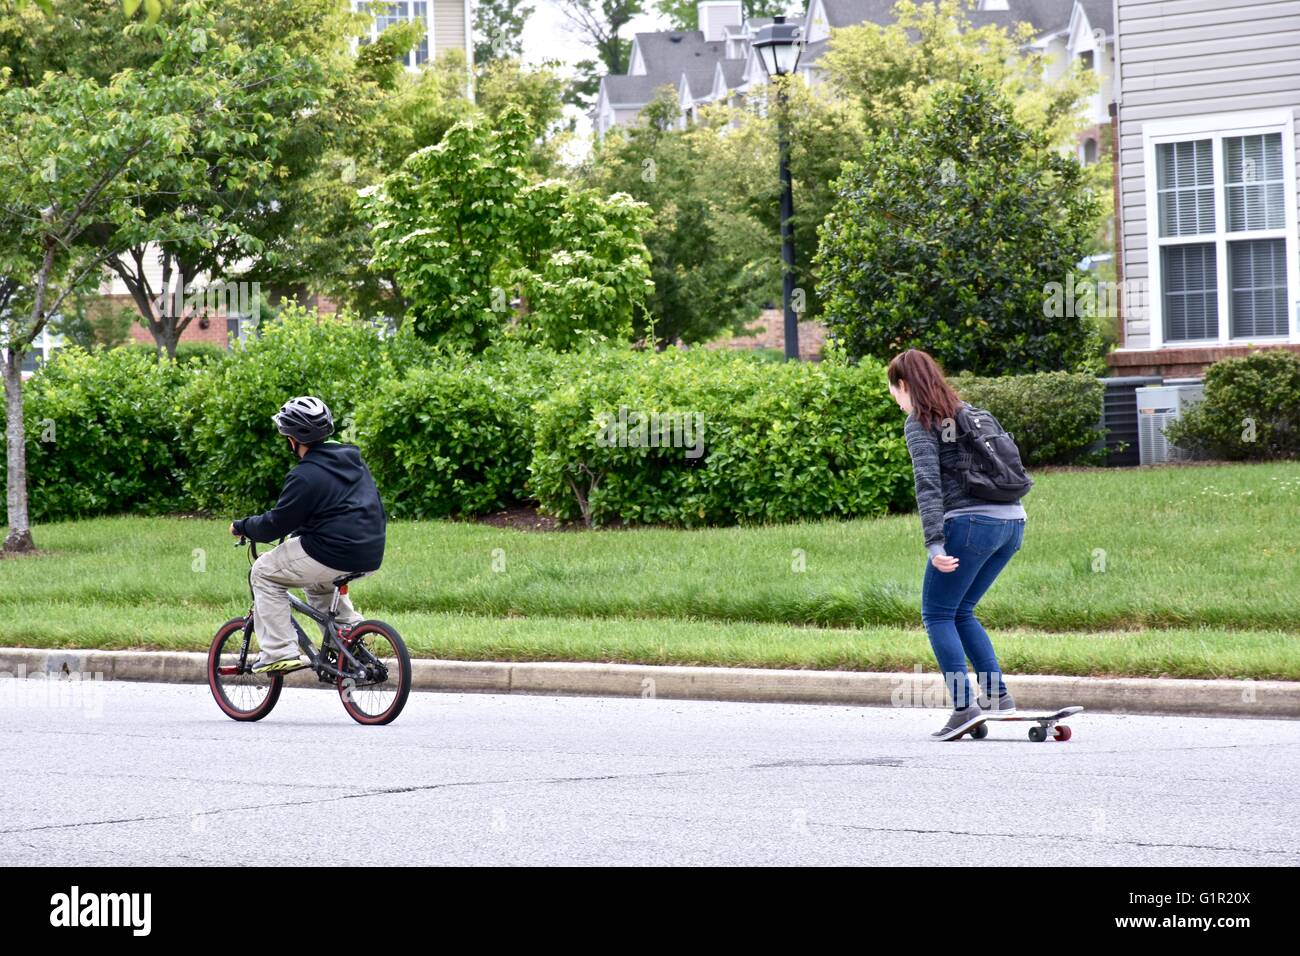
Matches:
[720,59,747,87]
[624,28,751,104]
[1075,0,1113,34]
[601,74,675,107]
[818,0,898,28]
[817,0,1075,34]
[633,31,728,76]
[681,64,718,98]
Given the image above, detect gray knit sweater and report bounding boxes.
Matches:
[903,405,1026,557]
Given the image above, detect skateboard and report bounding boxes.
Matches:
[964,706,1083,742]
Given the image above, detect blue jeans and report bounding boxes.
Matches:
[920,515,1025,710]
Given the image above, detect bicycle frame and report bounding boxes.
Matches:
[231,536,372,683]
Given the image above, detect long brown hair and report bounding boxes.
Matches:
[887,349,963,429]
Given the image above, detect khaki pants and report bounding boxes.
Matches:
[250,537,364,659]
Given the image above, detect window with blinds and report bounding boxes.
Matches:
[1157,140,1214,238]
[1229,239,1288,338]
[1150,122,1294,345]
[1225,133,1285,232]
[1161,244,1218,341]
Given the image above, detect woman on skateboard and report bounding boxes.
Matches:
[887,349,1028,740]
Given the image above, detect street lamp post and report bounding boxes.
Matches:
[753,15,803,361]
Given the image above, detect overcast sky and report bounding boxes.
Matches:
[519,2,669,71]
[515,2,671,158]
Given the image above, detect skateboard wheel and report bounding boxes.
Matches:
[1054,725,1072,742]
[971,723,988,740]
[1028,725,1047,743]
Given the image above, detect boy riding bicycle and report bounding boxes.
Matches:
[230,396,387,674]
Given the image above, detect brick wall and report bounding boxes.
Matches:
[103,293,340,349]
[1106,343,1300,379]
[706,308,827,361]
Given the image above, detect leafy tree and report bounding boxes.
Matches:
[556,0,642,111]
[363,109,652,352]
[276,46,569,321]
[0,19,219,551]
[1,0,363,358]
[583,91,779,345]
[814,73,1103,375]
[110,0,359,358]
[362,112,530,351]
[820,0,1094,146]
[473,0,533,65]
[507,180,653,349]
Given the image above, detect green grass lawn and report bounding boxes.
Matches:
[3,461,1298,679]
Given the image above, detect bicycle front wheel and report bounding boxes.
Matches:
[208,617,283,721]
[337,620,411,725]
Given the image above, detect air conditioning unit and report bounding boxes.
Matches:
[1135,382,1204,465]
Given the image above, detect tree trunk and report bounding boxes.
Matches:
[3,348,33,553]
[160,327,179,361]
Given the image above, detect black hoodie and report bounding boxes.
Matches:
[234,441,386,572]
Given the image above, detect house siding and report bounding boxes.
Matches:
[1116,0,1300,351]
[432,0,466,56]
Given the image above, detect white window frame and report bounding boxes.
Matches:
[354,1,432,70]
[1142,109,1299,350]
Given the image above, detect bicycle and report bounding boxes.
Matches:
[207,536,412,725]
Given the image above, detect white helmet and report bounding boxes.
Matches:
[272,396,334,444]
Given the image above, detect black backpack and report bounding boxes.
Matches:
[952,404,1033,503]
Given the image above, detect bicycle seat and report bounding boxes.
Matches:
[332,572,366,588]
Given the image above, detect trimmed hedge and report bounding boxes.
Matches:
[13,317,1114,527]
[951,371,1104,466]
[355,345,569,518]
[529,349,914,527]
[10,346,191,520]
[177,307,394,515]
[122,341,227,366]
[1166,350,1300,460]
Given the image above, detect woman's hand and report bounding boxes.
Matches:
[931,554,960,573]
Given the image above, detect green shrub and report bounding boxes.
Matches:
[356,343,570,517]
[174,341,227,366]
[815,73,1103,375]
[529,349,913,526]
[118,340,225,366]
[122,342,161,360]
[11,346,192,520]
[1165,350,1300,460]
[951,371,1103,466]
[179,306,392,515]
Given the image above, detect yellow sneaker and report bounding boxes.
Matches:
[251,654,305,674]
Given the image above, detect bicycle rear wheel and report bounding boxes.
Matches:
[336,620,411,725]
[208,617,283,721]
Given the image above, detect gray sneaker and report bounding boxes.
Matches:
[930,705,985,741]
[977,691,1017,715]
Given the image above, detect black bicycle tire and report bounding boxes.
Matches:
[337,620,412,726]
[208,617,283,721]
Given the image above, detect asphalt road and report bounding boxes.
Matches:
[2,680,1297,866]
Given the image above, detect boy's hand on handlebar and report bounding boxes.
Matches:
[931,554,960,573]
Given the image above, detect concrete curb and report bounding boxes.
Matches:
[1,647,1296,719]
